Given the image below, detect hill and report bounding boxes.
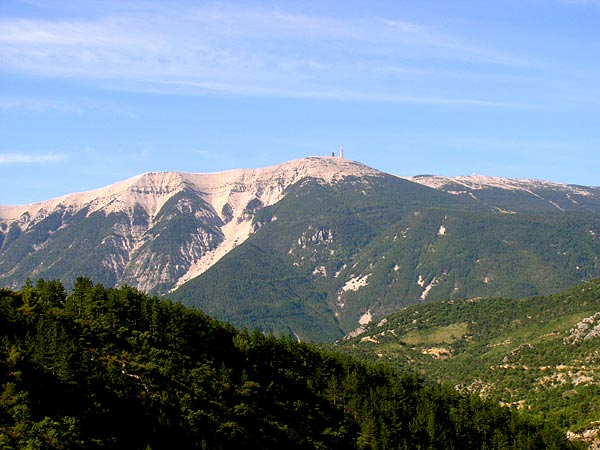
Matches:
[0,279,579,449]
[336,278,600,444]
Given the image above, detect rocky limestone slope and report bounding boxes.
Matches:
[0,157,381,294]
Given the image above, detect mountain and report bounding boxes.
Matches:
[0,280,579,449]
[0,157,381,295]
[170,168,600,341]
[3,157,600,342]
[171,168,475,342]
[335,277,600,446]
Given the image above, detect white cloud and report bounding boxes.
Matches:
[0,152,65,164]
[0,3,541,107]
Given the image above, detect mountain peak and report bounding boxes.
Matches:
[0,157,380,223]
[0,156,386,294]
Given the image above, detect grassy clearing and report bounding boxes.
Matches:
[402,322,468,345]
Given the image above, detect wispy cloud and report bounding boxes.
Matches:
[0,97,82,113]
[0,2,543,107]
[0,152,65,164]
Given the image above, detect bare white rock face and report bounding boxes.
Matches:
[0,157,382,292]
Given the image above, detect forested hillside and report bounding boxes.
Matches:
[337,278,600,443]
[173,174,600,341]
[0,279,579,449]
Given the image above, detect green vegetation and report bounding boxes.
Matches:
[173,175,600,341]
[402,322,468,345]
[4,170,600,344]
[0,278,579,449]
[337,278,600,439]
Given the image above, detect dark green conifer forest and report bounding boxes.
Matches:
[0,279,581,449]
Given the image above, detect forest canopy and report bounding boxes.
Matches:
[0,278,581,449]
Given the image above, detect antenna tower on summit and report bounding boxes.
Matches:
[339,146,344,159]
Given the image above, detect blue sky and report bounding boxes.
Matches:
[1,0,600,205]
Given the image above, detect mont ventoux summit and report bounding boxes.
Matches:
[4,152,600,448]
[2,153,600,342]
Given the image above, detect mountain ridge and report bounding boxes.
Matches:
[3,157,600,341]
[0,157,382,221]
[4,162,598,224]
[403,174,600,214]
[0,157,384,293]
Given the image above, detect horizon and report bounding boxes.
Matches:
[2,0,600,204]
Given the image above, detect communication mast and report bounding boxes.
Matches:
[339,146,344,159]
